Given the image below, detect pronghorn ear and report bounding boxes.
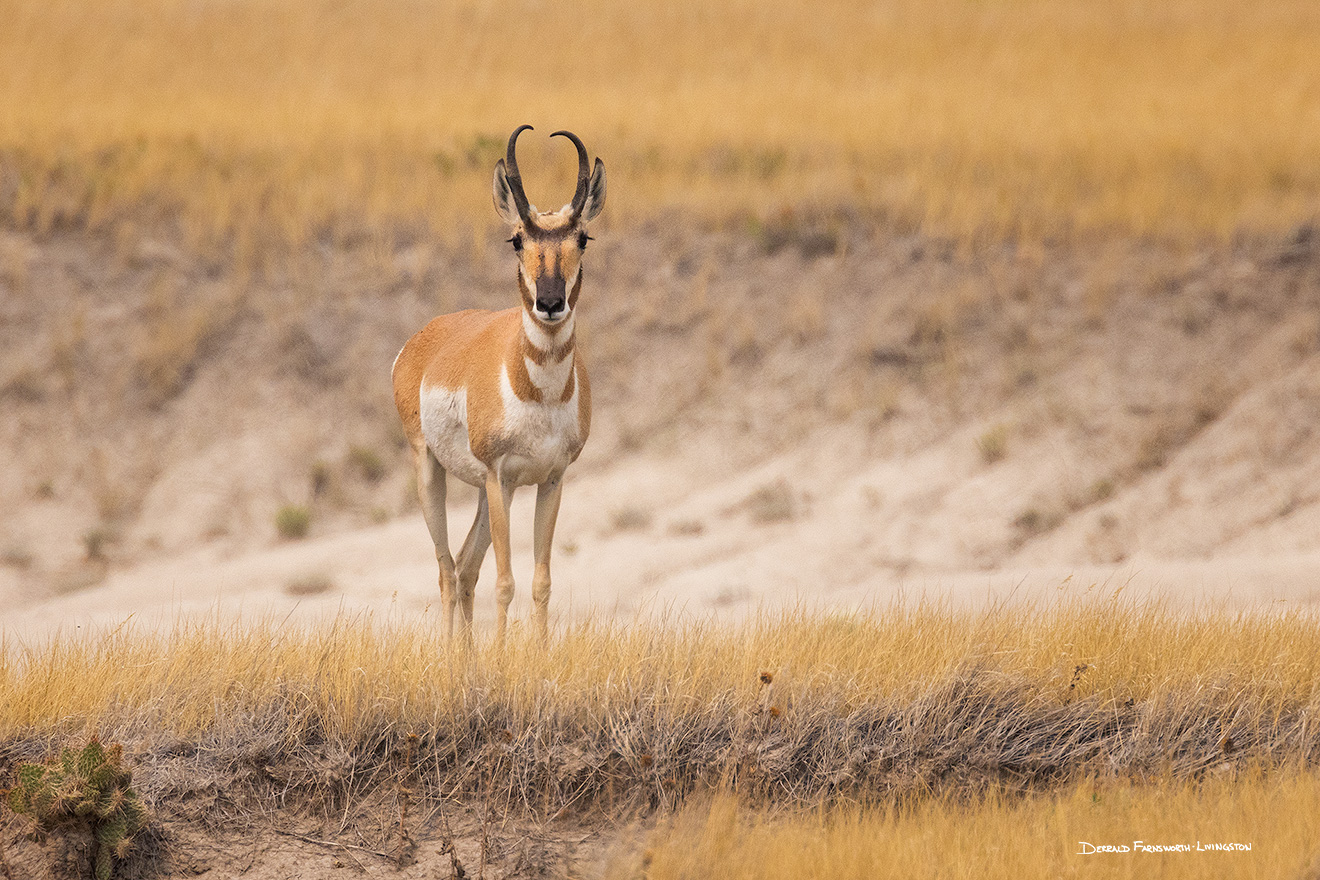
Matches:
[492,159,522,226]
[581,158,606,223]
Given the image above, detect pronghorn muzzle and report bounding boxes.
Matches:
[534,274,567,320]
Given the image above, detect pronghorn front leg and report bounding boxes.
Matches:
[485,469,517,646]
[531,477,563,643]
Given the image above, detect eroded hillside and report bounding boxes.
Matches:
[3,222,1320,622]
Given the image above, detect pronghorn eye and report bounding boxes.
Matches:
[577,231,592,250]
[508,233,523,252]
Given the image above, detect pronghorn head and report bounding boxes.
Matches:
[493,125,606,326]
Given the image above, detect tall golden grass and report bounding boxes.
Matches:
[5,598,1320,740]
[616,772,1320,879]
[3,599,1320,821]
[2,0,1319,246]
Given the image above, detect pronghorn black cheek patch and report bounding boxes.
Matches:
[517,268,536,309]
[568,266,583,308]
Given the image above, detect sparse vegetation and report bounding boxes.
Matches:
[0,544,34,569]
[347,445,387,484]
[309,460,333,499]
[1013,507,1063,537]
[132,280,234,407]
[977,424,1009,464]
[743,480,797,524]
[667,519,706,537]
[610,506,653,533]
[1089,478,1116,503]
[274,504,312,540]
[81,526,116,562]
[1137,423,1179,471]
[283,572,335,597]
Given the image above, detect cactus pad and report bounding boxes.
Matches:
[3,738,149,880]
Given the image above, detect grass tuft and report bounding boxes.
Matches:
[274,505,312,540]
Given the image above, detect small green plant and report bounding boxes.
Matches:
[348,445,387,483]
[5,737,149,880]
[275,504,312,539]
[309,460,333,498]
[976,424,1009,464]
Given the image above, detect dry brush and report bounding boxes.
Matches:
[2,599,1319,836]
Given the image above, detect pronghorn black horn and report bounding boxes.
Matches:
[550,130,591,220]
[505,124,535,225]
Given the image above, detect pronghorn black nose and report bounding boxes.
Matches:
[535,275,567,317]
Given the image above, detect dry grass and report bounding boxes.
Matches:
[1,0,1319,248]
[615,772,1320,879]
[2,599,1320,829]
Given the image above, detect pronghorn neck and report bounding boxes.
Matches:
[510,308,576,403]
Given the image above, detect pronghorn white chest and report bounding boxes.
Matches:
[496,351,582,487]
[497,370,581,485]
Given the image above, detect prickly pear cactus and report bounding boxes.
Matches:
[4,736,149,880]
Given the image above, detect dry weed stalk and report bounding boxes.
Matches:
[394,732,418,868]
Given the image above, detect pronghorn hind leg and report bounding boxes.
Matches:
[484,470,517,647]
[414,446,458,639]
[453,486,491,643]
[531,477,564,644]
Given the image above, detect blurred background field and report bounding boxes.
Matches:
[3,0,1320,631]
[2,0,1320,249]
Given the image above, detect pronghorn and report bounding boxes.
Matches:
[392,125,605,645]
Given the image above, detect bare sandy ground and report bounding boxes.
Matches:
[5,412,1319,643]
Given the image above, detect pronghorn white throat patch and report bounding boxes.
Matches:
[522,308,574,351]
[521,309,575,399]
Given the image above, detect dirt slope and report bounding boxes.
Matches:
[3,224,1320,636]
